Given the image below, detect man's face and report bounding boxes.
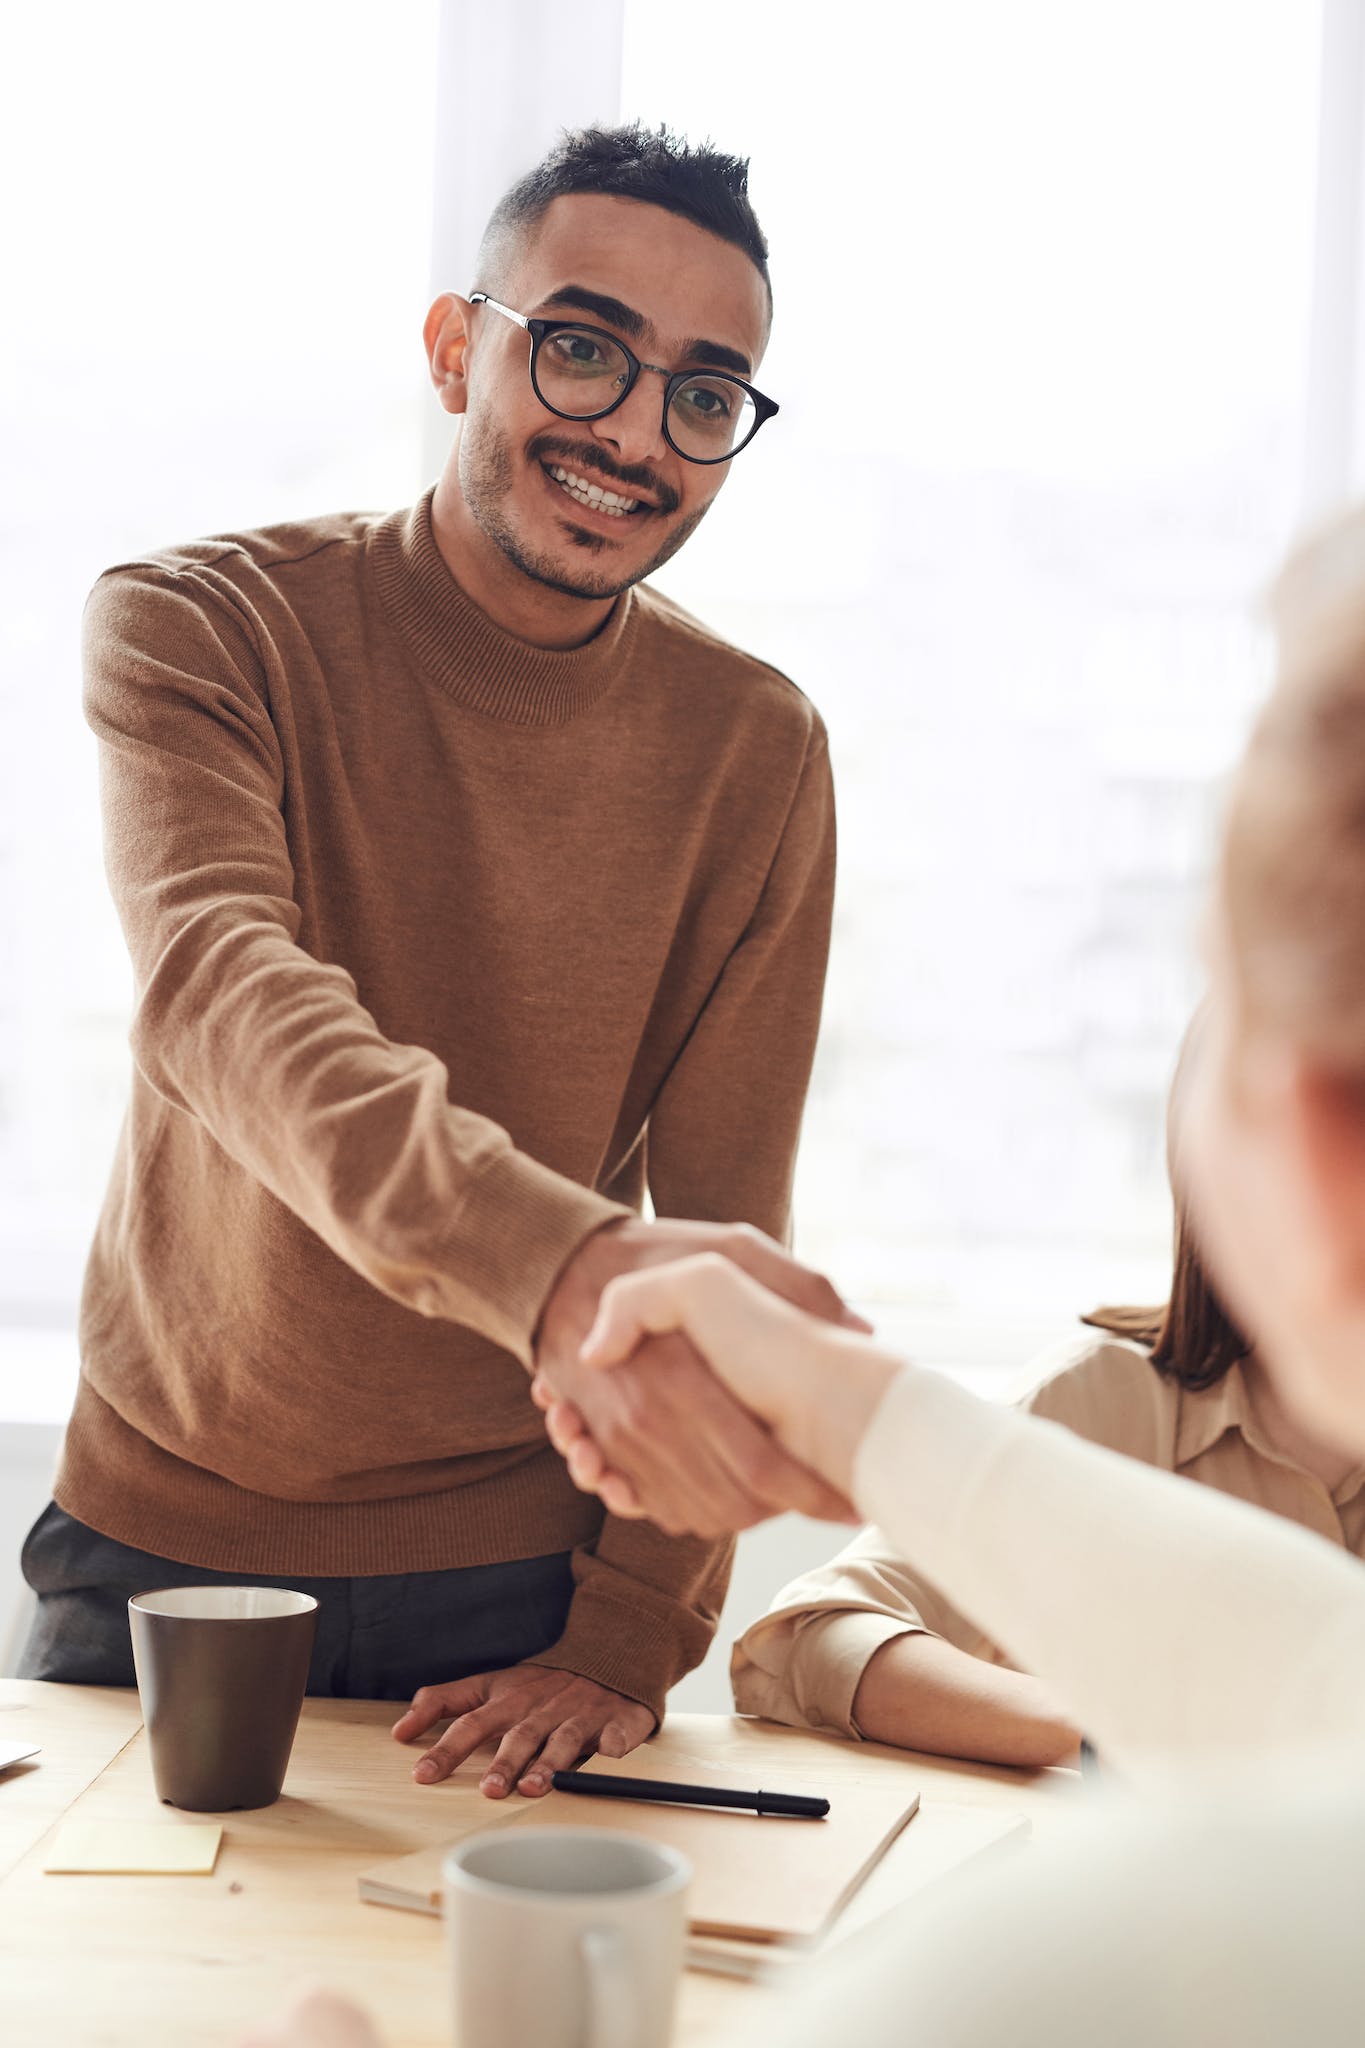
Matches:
[457,194,771,602]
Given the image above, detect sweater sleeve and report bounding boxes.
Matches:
[529,1518,734,1725]
[854,1365,1365,1775]
[536,713,836,1713]
[84,565,626,1364]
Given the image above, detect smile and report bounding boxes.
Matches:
[544,464,645,518]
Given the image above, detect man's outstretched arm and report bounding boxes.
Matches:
[86,564,630,1359]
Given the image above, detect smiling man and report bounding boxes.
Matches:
[20,125,847,1798]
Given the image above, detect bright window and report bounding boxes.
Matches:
[0,3,438,1382]
[623,0,1322,1335]
[0,2,1337,1419]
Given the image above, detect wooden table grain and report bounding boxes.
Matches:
[0,1681,1080,2046]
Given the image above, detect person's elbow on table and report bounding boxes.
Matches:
[851,1633,1084,1771]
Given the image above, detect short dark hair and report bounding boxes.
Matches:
[477,122,770,300]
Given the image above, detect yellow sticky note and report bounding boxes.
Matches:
[44,1820,223,1875]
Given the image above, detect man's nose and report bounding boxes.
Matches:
[589,370,669,469]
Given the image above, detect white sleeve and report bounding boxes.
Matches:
[854,1366,1365,1773]
[755,1778,1365,2048]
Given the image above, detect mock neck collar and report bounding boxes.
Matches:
[370,490,637,726]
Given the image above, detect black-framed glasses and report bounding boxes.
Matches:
[469,293,778,464]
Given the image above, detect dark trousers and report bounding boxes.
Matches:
[17,1502,575,1701]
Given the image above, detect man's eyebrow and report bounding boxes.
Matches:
[678,335,753,379]
[536,286,647,339]
[536,285,754,380]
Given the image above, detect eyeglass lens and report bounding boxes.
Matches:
[533,327,757,459]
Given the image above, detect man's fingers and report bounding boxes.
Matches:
[513,1717,600,1796]
[597,1703,654,1758]
[479,1710,577,1800]
[565,1433,607,1491]
[715,1223,856,1329]
[597,1470,645,1518]
[545,1397,590,1456]
[411,1697,511,1783]
[392,1676,487,1742]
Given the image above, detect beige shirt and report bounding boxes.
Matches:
[731,1330,1365,1737]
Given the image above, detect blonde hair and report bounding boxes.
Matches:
[1223,505,1365,1073]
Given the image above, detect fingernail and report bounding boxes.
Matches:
[482,1771,506,1795]
[414,1758,441,1783]
[520,1770,547,1793]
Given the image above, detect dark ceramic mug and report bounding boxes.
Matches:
[128,1586,318,1811]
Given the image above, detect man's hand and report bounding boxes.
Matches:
[534,1219,865,1535]
[391,1663,655,1798]
[535,1253,901,1528]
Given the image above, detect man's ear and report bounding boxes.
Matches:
[1291,1055,1365,1305]
[423,294,474,417]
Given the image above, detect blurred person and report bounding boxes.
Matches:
[240,503,1365,2047]
[733,1073,1365,1770]
[19,122,861,1801]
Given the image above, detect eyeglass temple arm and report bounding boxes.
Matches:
[466,292,529,330]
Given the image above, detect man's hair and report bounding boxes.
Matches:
[476,122,770,299]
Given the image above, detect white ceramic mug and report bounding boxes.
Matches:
[444,1826,691,2048]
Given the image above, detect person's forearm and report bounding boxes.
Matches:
[851,1633,1081,1770]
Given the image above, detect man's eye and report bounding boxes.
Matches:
[548,332,611,372]
[676,380,735,422]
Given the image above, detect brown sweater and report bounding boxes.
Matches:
[58,491,834,1716]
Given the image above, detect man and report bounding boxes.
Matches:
[19,124,853,1797]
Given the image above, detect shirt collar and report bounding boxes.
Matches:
[1177,1364,1365,1508]
[1174,1367,1255,1469]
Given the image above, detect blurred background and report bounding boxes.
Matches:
[3,1,1363,1693]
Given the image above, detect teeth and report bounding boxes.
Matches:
[547,465,640,517]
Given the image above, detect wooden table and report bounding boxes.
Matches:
[0,1681,1079,2045]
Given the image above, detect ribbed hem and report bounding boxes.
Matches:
[369,492,639,726]
[55,1379,607,1578]
[438,1148,632,1365]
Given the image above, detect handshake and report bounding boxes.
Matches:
[531,1218,899,1536]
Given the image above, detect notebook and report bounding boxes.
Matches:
[684,1802,1031,1979]
[358,1766,920,1944]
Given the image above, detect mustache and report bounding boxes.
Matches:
[530,433,680,514]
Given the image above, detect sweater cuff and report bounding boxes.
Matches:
[434,1148,631,1364]
[529,1584,699,1728]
